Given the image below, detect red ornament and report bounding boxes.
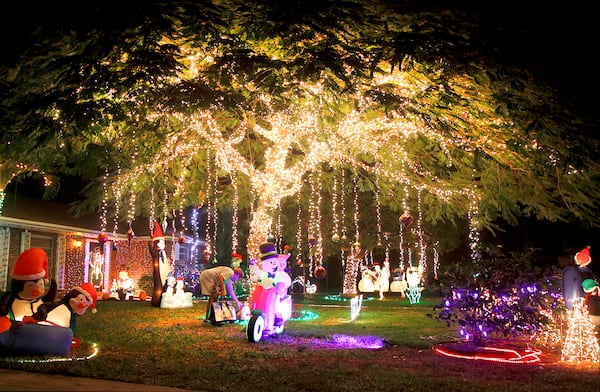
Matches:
[296,260,304,267]
[98,232,109,245]
[314,266,327,279]
[178,236,186,244]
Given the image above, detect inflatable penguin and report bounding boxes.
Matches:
[0,249,72,356]
[0,248,57,324]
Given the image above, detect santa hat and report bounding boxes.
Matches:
[11,248,48,281]
[151,220,164,241]
[574,246,591,266]
[259,242,278,261]
[74,282,97,313]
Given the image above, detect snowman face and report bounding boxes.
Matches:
[261,257,279,274]
[70,293,91,316]
[19,279,46,300]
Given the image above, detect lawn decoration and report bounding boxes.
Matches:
[27,282,98,349]
[247,242,292,342]
[562,246,600,326]
[148,220,174,307]
[358,265,376,293]
[405,266,422,304]
[0,249,74,356]
[390,267,407,297]
[561,296,600,363]
[160,274,193,309]
[0,248,57,322]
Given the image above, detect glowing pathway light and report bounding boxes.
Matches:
[350,294,363,321]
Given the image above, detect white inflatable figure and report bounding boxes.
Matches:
[379,260,391,300]
[358,266,375,293]
[160,274,193,309]
[373,264,382,297]
[110,278,119,300]
[390,267,408,297]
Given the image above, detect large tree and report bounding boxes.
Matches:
[1,1,599,263]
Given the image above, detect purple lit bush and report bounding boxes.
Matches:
[431,246,563,344]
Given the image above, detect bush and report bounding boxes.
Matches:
[137,274,154,294]
[431,245,563,344]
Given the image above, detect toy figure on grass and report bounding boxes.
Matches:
[562,246,600,326]
[148,221,174,307]
[25,282,98,349]
[0,248,72,356]
[0,248,57,323]
[247,242,292,342]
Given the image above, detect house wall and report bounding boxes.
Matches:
[1,218,195,299]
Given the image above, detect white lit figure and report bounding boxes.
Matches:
[406,266,422,304]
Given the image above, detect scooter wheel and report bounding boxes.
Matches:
[247,314,265,343]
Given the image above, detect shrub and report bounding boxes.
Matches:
[431,244,563,344]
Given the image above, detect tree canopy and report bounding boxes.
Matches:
[1,0,599,259]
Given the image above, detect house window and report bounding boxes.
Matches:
[175,243,189,263]
[30,235,54,278]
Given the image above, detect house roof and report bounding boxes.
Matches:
[1,190,153,239]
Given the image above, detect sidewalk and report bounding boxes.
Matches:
[0,369,201,392]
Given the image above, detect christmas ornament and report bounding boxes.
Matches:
[331,233,340,243]
[314,266,327,279]
[400,213,413,227]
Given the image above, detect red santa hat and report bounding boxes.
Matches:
[151,220,164,241]
[11,248,48,281]
[574,246,591,266]
[74,282,97,313]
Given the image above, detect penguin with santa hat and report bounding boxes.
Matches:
[0,248,73,356]
[0,248,57,324]
[24,282,97,349]
[148,220,174,307]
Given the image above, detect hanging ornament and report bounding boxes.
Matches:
[308,236,317,246]
[331,233,340,243]
[162,216,168,233]
[98,232,109,246]
[267,233,277,243]
[112,243,118,251]
[400,213,413,228]
[296,259,304,267]
[314,266,327,279]
[178,235,186,244]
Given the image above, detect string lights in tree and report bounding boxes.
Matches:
[231,172,239,253]
[295,191,304,269]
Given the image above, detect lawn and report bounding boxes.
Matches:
[1,293,598,392]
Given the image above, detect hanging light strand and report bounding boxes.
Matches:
[231,172,239,252]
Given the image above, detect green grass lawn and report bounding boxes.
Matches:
[1,293,598,392]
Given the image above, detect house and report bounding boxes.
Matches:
[0,190,200,299]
